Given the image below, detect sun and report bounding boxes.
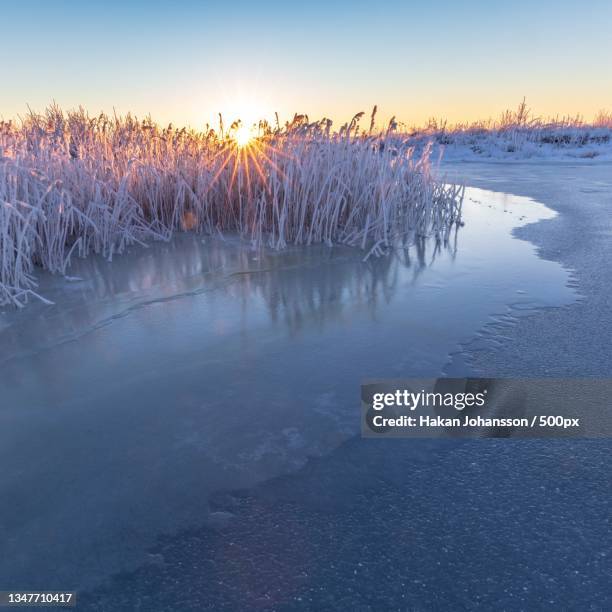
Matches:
[234,124,254,147]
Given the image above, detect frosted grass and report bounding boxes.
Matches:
[0,106,463,307]
[405,100,612,158]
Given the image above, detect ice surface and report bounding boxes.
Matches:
[0,187,575,589]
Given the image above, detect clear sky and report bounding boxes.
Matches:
[3,0,611,129]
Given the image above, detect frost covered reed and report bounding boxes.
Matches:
[0,105,463,306]
[409,99,612,157]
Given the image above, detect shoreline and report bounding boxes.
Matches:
[442,160,612,376]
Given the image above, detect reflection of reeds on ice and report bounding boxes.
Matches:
[0,233,455,363]
[0,106,463,306]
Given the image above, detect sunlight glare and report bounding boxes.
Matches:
[234,124,253,147]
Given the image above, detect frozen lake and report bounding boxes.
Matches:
[0,187,576,590]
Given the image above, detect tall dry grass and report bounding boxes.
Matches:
[413,99,612,153]
[0,106,463,307]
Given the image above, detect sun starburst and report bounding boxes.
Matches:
[233,125,253,147]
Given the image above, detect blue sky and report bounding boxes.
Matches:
[3,0,611,128]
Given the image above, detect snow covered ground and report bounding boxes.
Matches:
[434,137,612,162]
[406,128,612,163]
